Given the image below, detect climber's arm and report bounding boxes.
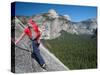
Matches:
[38,27,42,35]
[15,32,26,45]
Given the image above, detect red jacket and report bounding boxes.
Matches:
[24,19,41,40]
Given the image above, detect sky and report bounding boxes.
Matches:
[12,2,97,22]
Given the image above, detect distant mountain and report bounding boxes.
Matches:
[71,18,97,35]
[14,9,97,39]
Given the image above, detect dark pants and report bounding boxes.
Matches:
[32,40,45,66]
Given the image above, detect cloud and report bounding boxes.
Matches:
[64,14,71,21]
[48,9,59,18]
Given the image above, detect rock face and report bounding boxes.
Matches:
[16,9,97,39]
[15,37,69,73]
[13,18,69,73]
